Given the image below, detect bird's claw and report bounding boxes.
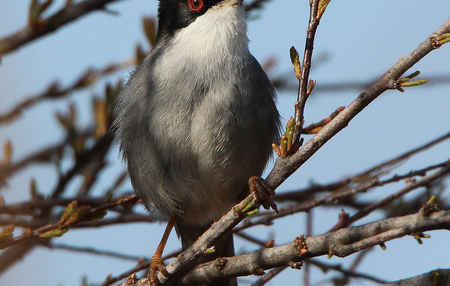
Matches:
[248,176,278,213]
[147,254,168,286]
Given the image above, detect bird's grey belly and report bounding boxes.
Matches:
[127,90,267,226]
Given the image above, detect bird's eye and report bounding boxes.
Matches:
[188,0,204,12]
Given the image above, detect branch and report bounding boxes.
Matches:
[0,239,41,274]
[329,164,450,231]
[0,213,152,230]
[175,208,450,285]
[0,195,118,216]
[0,0,122,56]
[51,132,113,198]
[125,190,447,285]
[0,194,138,249]
[98,249,182,286]
[308,259,388,284]
[274,158,450,205]
[235,160,450,232]
[382,269,450,286]
[250,266,288,286]
[0,141,66,187]
[111,19,450,285]
[266,18,450,191]
[49,242,144,261]
[291,0,322,143]
[272,72,450,93]
[0,60,132,126]
[110,161,450,284]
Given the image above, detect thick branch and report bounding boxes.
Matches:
[176,209,450,285]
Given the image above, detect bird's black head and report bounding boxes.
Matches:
[156,0,241,43]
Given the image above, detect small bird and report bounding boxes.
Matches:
[115,0,280,284]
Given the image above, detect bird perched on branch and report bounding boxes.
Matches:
[115,0,280,284]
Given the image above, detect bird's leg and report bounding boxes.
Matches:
[148,213,178,286]
[248,176,278,213]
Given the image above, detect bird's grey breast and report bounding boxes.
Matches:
[115,4,279,224]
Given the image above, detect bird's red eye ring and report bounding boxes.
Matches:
[188,0,204,12]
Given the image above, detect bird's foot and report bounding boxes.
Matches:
[147,252,168,286]
[248,176,278,213]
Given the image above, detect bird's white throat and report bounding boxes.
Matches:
[168,3,249,68]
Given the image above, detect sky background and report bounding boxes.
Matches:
[1,0,450,285]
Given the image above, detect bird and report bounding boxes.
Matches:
[114,0,280,284]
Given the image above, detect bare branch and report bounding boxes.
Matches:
[49,242,144,261]
[0,0,122,56]
[0,141,66,187]
[98,249,182,286]
[175,209,450,285]
[250,266,288,286]
[51,133,113,198]
[382,269,450,286]
[272,73,450,93]
[0,60,132,126]
[329,164,450,231]
[308,258,388,284]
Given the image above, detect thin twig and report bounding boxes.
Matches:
[234,232,268,246]
[292,0,321,144]
[383,269,450,286]
[0,214,153,229]
[329,165,450,232]
[250,266,288,286]
[273,129,450,204]
[275,159,450,204]
[51,133,113,198]
[272,73,450,92]
[0,194,138,249]
[0,60,133,125]
[308,258,388,284]
[49,243,145,261]
[98,249,182,286]
[236,160,450,232]
[0,141,66,186]
[0,194,133,216]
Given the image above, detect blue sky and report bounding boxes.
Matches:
[1,0,450,285]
